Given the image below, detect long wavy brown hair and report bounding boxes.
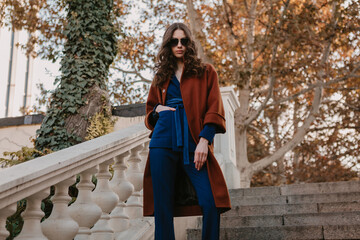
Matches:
[153,23,205,86]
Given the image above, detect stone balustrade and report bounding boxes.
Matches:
[0,123,150,240]
[0,87,240,240]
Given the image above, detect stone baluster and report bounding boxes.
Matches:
[41,178,79,240]
[91,159,119,240]
[125,145,144,219]
[138,142,149,204]
[109,152,133,235]
[69,168,102,240]
[15,190,49,240]
[139,142,149,172]
[0,203,16,240]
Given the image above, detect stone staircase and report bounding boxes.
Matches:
[187,180,360,240]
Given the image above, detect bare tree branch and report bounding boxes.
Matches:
[143,62,154,70]
[330,148,359,161]
[244,0,290,126]
[252,84,322,173]
[173,0,186,4]
[249,124,274,141]
[223,0,240,41]
[253,70,359,100]
[326,87,360,91]
[343,103,360,111]
[185,0,213,64]
[223,0,270,68]
[113,66,152,83]
[243,0,249,14]
[309,126,360,132]
[245,0,257,67]
[251,1,339,173]
[222,0,242,74]
[267,71,360,107]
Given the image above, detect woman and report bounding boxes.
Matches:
[143,23,231,240]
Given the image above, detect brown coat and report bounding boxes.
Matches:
[143,63,231,217]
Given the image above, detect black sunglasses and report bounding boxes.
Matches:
[169,38,190,47]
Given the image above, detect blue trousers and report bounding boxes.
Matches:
[149,148,220,240]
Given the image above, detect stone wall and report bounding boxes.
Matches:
[0,105,146,159]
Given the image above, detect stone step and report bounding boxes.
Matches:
[220,212,360,228]
[287,192,360,204]
[230,194,287,205]
[224,202,360,217]
[318,202,360,213]
[220,215,283,227]
[229,185,280,197]
[187,225,360,240]
[281,180,360,196]
[224,203,318,217]
[229,180,360,198]
[284,211,360,226]
[323,225,360,239]
[230,192,360,206]
[188,226,323,240]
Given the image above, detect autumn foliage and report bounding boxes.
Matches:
[251,157,358,187]
[111,0,360,186]
[1,0,359,186]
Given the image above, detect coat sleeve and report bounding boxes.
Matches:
[145,83,160,131]
[204,64,226,134]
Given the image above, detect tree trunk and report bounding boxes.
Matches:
[233,0,337,188]
[65,85,110,141]
[234,0,257,187]
[185,0,213,63]
[35,0,117,151]
[235,89,252,188]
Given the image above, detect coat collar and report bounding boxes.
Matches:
[159,78,171,105]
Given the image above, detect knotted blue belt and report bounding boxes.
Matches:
[165,98,190,165]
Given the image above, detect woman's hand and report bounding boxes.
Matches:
[156,105,176,113]
[194,137,209,171]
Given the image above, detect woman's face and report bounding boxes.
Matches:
[170,29,188,60]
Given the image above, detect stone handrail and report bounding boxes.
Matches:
[0,86,240,240]
[0,123,150,240]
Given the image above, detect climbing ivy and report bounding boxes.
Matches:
[85,110,116,141]
[35,0,118,152]
[3,1,118,239]
[0,146,52,167]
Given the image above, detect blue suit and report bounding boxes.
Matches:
[149,75,219,240]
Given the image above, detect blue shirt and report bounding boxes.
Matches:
[149,75,216,153]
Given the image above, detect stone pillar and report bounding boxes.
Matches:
[15,190,49,240]
[109,152,133,235]
[5,30,19,118]
[125,145,144,219]
[69,168,102,240]
[23,50,34,110]
[0,203,16,240]
[41,178,79,240]
[139,142,149,172]
[91,159,119,240]
[217,86,241,189]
